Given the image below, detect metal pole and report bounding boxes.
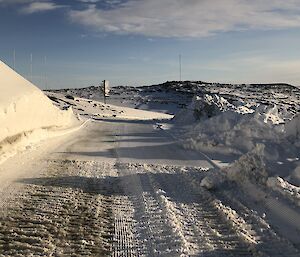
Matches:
[13,49,16,70]
[44,56,47,90]
[30,53,33,82]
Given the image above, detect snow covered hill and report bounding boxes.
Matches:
[48,80,300,117]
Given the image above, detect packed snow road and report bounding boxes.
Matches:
[0,120,299,256]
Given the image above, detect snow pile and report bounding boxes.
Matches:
[0,61,77,163]
[288,166,300,186]
[285,113,300,139]
[193,94,235,117]
[262,105,285,125]
[182,93,300,203]
[182,111,283,155]
[200,169,226,190]
[199,133,300,211]
[225,144,269,184]
[267,176,300,207]
[175,93,291,125]
[200,144,268,189]
[174,94,235,124]
[222,144,299,205]
[177,92,300,156]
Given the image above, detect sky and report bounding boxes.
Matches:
[0,0,300,89]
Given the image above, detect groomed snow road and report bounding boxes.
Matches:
[0,120,299,256]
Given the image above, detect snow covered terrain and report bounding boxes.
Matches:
[44,91,173,121]
[44,81,300,251]
[164,82,300,250]
[0,78,299,256]
[50,84,189,115]
[1,119,299,256]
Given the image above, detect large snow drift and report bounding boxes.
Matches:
[0,61,76,145]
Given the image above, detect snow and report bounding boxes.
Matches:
[263,105,285,125]
[199,144,268,189]
[164,84,300,247]
[285,113,300,139]
[289,165,300,185]
[174,92,299,167]
[267,176,300,207]
[0,79,300,255]
[200,169,225,190]
[51,85,189,115]
[45,91,173,121]
[174,94,236,124]
[0,61,78,164]
[181,110,282,156]
[180,97,300,189]
[225,144,269,184]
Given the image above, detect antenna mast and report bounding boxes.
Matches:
[44,56,47,90]
[13,49,16,70]
[30,53,33,82]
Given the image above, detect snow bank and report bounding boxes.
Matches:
[183,94,300,198]
[0,61,77,162]
[174,94,236,124]
[176,93,290,125]
[288,166,300,186]
[200,169,226,190]
[182,110,283,155]
[225,144,269,184]
[285,113,300,139]
[200,144,268,189]
[267,176,300,207]
[178,93,300,156]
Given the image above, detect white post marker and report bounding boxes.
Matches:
[102,80,110,104]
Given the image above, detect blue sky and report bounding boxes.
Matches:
[0,0,300,89]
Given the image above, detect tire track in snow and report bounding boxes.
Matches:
[116,163,254,256]
[112,196,139,257]
[1,160,297,256]
[0,185,113,256]
[212,187,300,257]
[0,160,117,256]
[116,165,188,256]
[182,170,300,257]
[147,169,254,256]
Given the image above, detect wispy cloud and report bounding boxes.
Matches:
[0,0,34,4]
[76,0,122,5]
[77,0,100,3]
[194,55,300,85]
[69,0,300,38]
[21,1,66,14]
